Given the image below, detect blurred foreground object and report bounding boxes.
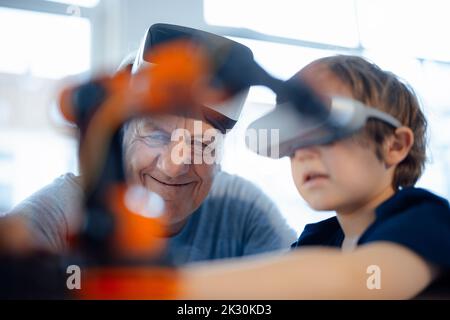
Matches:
[0,23,350,299]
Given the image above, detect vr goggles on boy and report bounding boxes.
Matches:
[247,95,402,159]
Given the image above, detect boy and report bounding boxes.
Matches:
[180,55,450,299]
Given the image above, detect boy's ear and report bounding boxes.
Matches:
[383,127,414,166]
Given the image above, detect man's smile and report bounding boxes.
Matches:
[143,173,194,187]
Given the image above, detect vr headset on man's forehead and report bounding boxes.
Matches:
[131,23,254,134]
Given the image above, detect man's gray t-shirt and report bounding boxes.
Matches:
[7,171,296,265]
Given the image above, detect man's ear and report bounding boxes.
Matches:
[384,127,414,166]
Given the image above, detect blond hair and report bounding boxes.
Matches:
[314,55,427,189]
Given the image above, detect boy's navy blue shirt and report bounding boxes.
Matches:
[292,187,450,270]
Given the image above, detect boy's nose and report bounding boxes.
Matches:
[156,142,190,178]
[292,146,320,161]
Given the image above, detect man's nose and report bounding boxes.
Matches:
[156,142,190,178]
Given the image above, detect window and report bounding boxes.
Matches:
[0,7,91,78]
[356,0,450,62]
[45,0,100,7]
[0,2,96,212]
[204,0,360,48]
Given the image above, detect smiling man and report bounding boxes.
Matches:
[5,25,296,265]
[122,114,222,237]
[6,111,296,265]
[6,72,297,265]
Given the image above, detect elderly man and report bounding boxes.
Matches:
[6,25,296,265]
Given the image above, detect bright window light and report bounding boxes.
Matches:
[205,0,360,47]
[45,0,100,8]
[356,0,450,62]
[0,7,91,78]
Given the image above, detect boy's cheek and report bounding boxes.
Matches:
[290,164,303,193]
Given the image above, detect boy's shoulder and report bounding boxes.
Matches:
[375,187,450,219]
[292,187,450,250]
[360,187,450,269]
